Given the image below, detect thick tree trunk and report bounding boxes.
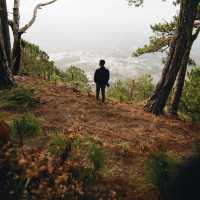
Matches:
[144,0,199,115]
[0,0,12,66]
[0,0,14,89]
[168,43,192,115]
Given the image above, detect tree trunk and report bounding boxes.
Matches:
[0,0,14,89]
[0,0,12,66]
[12,34,22,75]
[144,0,199,115]
[12,0,22,75]
[168,43,193,115]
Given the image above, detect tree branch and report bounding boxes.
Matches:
[192,27,200,41]
[8,19,14,32]
[19,0,58,34]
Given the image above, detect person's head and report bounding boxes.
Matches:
[99,59,105,68]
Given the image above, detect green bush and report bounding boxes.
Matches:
[108,74,154,103]
[12,113,41,138]
[21,40,62,81]
[145,151,179,196]
[108,80,130,102]
[64,66,90,91]
[5,87,38,110]
[89,143,105,171]
[180,67,200,122]
[48,134,71,157]
[134,74,154,102]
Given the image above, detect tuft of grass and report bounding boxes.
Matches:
[48,134,71,157]
[12,113,41,139]
[89,143,105,171]
[3,87,38,110]
[119,142,130,154]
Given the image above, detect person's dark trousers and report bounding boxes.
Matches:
[96,84,106,102]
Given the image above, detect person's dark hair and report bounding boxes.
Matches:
[99,59,105,66]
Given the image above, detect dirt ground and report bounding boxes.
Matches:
[2,76,200,200]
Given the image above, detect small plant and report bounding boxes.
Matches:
[48,134,71,157]
[145,151,179,198]
[64,66,90,92]
[5,87,38,110]
[119,142,130,154]
[12,113,41,140]
[89,143,105,171]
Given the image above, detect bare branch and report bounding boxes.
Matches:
[8,19,14,32]
[192,27,200,41]
[19,0,58,34]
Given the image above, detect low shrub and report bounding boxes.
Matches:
[108,73,154,103]
[89,143,105,171]
[63,66,91,92]
[119,142,130,154]
[145,151,179,198]
[4,87,38,110]
[12,113,41,139]
[48,134,72,157]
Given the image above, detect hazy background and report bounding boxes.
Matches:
[7,0,199,82]
[7,0,177,52]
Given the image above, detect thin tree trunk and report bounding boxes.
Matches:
[144,0,199,115]
[168,43,192,115]
[0,0,14,89]
[12,0,21,75]
[12,34,22,75]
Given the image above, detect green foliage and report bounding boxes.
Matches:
[63,65,90,91]
[180,67,200,121]
[3,87,38,110]
[146,151,179,195]
[48,134,71,157]
[134,74,155,102]
[89,143,105,171]
[12,113,41,138]
[21,41,90,91]
[119,142,130,154]
[21,40,63,81]
[133,17,176,57]
[108,80,130,102]
[108,74,154,103]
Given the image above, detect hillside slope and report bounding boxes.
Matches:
[2,75,200,200]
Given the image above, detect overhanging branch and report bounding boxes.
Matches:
[19,0,58,34]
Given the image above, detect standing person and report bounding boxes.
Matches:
[94,60,110,103]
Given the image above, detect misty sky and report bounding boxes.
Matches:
[7,0,177,53]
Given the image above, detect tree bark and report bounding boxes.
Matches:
[168,43,192,115]
[12,0,22,75]
[0,0,12,66]
[144,0,200,115]
[12,34,22,75]
[0,0,14,89]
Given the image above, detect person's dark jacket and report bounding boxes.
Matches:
[94,67,110,86]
